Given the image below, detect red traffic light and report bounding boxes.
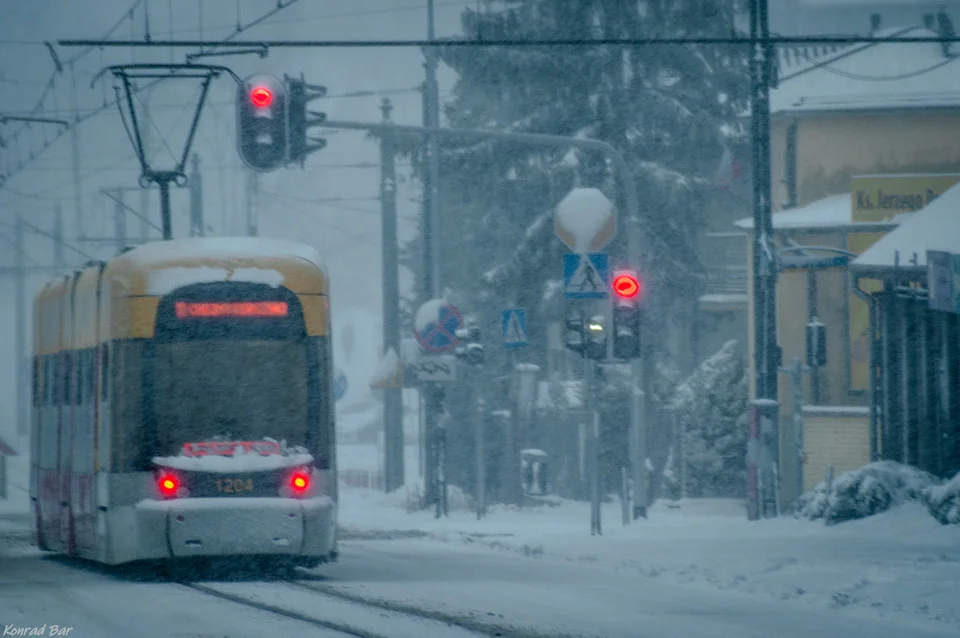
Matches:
[250,86,273,108]
[613,273,641,299]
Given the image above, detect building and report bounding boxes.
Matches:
[849,184,960,479]
[738,18,960,507]
[771,0,960,37]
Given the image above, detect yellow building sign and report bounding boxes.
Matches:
[848,174,960,390]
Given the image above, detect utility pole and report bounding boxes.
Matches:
[113,190,127,255]
[54,204,64,273]
[14,215,27,438]
[246,170,259,237]
[379,98,404,493]
[420,0,445,509]
[750,0,781,518]
[190,153,204,237]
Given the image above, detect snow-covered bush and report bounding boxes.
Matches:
[665,340,748,499]
[922,472,960,525]
[794,461,939,525]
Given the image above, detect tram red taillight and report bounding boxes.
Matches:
[290,470,310,495]
[158,473,179,498]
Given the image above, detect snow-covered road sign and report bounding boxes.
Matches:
[414,299,463,353]
[502,308,528,349]
[413,354,457,382]
[563,253,609,299]
[555,187,617,253]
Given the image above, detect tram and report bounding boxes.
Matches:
[29,237,338,567]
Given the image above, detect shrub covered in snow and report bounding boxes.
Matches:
[664,340,748,499]
[794,461,939,525]
[922,472,960,525]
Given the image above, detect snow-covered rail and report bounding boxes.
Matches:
[180,579,496,638]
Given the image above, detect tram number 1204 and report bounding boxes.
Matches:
[216,478,254,494]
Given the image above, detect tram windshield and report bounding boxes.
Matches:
[152,340,310,457]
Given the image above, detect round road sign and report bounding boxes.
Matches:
[415,300,463,353]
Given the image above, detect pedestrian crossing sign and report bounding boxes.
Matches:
[563,253,609,299]
[502,308,528,349]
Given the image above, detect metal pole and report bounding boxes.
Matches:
[791,357,805,500]
[750,0,780,516]
[379,98,405,493]
[69,63,85,236]
[140,85,153,242]
[159,179,173,240]
[425,0,441,298]
[14,215,27,438]
[475,393,486,520]
[587,360,601,535]
[114,190,127,255]
[246,170,259,237]
[189,153,204,237]
[53,204,64,273]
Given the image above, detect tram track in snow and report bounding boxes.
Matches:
[179,577,505,638]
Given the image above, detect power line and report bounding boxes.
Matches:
[1,1,303,185]
[58,35,960,48]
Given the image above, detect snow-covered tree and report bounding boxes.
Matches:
[666,340,748,498]
[394,0,749,500]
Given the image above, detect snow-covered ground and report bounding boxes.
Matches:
[337,485,960,635]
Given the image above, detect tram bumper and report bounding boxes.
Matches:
[133,496,336,560]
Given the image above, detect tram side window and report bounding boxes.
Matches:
[32,358,39,408]
[87,349,96,403]
[112,340,148,472]
[76,351,84,405]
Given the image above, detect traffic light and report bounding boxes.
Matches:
[285,74,328,167]
[237,74,288,172]
[612,270,642,360]
[806,317,827,368]
[564,307,586,356]
[585,314,607,360]
[454,325,484,366]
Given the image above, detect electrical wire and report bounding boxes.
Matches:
[789,44,958,82]
[1,0,303,185]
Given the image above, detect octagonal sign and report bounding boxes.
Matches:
[555,187,617,253]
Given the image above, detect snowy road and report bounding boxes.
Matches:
[306,537,959,638]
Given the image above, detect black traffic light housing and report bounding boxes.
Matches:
[454,325,484,366]
[237,74,288,172]
[564,307,586,357]
[285,74,328,167]
[612,300,641,360]
[806,317,827,368]
[611,269,643,360]
[584,314,607,361]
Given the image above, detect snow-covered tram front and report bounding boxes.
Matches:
[30,238,338,567]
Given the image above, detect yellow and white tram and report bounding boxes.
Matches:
[30,237,338,567]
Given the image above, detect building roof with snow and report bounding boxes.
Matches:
[851,182,960,274]
[772,26,960,115]
[733,193,910,232]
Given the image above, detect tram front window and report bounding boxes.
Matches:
[152,340,310,456]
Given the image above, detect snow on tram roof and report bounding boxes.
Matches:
[116,236,327,273]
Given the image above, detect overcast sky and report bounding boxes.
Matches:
[0,0,473,431]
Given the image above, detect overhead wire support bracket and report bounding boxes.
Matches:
[0,115,69,129]
[91,63,242,241]
[185,46,269,64]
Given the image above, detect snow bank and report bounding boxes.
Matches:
[923,471,960,525]
[336,486,960,632]
[145,266,287,295]
[794,461,938,525]
[120,236,327,273]
[153,441,313,473]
